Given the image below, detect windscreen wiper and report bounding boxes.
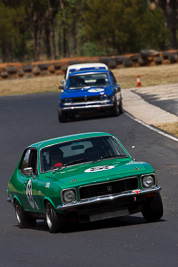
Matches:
[102,154,128,159]
[64,158,89,167]
[91,154,128,164]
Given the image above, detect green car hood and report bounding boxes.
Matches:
[47,159,153,189]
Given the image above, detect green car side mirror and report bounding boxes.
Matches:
[23,167,36,179]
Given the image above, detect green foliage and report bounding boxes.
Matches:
[57,0,86,56]
[79,41,111,56]
[0,1,30,61]
[83,0,169,54]
[0,0,172,62]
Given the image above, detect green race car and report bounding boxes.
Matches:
[7,132,163,233]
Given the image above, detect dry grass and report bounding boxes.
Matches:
[0,75,64,96]
[0,63,178,96]
[113,64,178,89]
[156,123,178,137]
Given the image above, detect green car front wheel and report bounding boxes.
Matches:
[142,192,163,222]
[45,202,66,233]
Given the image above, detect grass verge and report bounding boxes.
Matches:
[156,123,178,138]
[113,64,178,89]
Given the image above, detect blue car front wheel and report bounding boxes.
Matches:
[58,107,67,123]
[111,100,120,116]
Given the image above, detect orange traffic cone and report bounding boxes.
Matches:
[136,75,142,87]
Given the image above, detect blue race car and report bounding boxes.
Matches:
[58,65,122,122]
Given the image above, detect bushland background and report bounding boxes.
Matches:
[0,0,177,63]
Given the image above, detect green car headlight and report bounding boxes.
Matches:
[62,189,76,204]
[142,175,155,188]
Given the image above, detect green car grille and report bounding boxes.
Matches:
[79,177,138,200]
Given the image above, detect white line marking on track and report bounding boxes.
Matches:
[126,112,178,143]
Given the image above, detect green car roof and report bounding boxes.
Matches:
[30,132,113,149]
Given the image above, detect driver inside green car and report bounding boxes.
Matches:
[50,149,63,169]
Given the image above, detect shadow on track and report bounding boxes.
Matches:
[61,110,124,123]
[12,215,165,234]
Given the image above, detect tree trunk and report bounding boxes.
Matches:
[32,17,41,61]
[51,20,57,59]
[167,0,177,49]
[46,0,57,59]
[71,7,78,55]
[156,0,177,49]
[59,0,69,57]
[26,1,41,61]
[45,25,51,59]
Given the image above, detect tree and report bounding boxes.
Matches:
[44,0,59,59]
[83,0,169,54]
[67,0,87,56]
[57,0,86,57]
[24,0,49,61]
[58,0,69,57]
[151,0,177,49]
[0,0,28,62]
[0,0,174,62]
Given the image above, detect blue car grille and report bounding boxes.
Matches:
[73,96,100,103]
[62,95,110,104]
[79,177,138,200]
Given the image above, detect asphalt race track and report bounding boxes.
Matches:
[0,92,178,267]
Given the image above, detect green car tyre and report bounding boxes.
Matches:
[142,192,163,222]
[45,202,66,233]
[15,200,36,228]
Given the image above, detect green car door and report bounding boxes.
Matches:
[18,148,41,212]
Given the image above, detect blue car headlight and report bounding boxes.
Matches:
[100,95,110,101]
[62,98,73,104]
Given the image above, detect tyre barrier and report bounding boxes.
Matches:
[0,50,178,80]
[22,65,34,72]
[154,56,163,65]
